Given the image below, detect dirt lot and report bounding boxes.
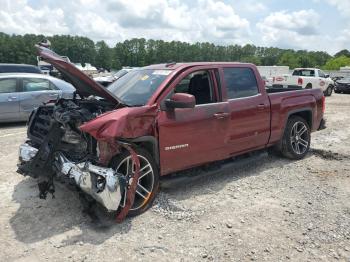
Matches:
[0,94,349,262]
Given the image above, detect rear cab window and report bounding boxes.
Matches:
[292,69,315,77]
[223,67,259,99]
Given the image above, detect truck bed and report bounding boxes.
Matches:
[266,87,324,146]
[266,87,302,93]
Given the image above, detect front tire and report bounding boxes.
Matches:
[279,116,311,160]
[110,147,159,217]
[324,85,333,96]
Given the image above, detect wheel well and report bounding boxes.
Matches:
[305,83,312,88]
[289,110,312,129]
[131,136,159,165]
[135,141,154,156]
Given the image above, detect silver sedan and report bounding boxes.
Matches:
[0,73,75,123]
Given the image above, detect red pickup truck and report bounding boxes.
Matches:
[18,45,325,220]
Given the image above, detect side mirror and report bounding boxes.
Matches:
[324,74,330,78]
[164,93,195,110]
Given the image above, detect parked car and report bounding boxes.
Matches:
[94,68,138,87]
[334,77,350,93]
[332,76,344,82]
[18,46,325,221]
[0,73,75,123]
[272,68,334,96]
[0,63,42,74]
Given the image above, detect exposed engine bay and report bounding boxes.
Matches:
[17,97,139,220]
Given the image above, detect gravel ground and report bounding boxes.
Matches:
[0,94,349,262]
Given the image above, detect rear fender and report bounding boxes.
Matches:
[284,108,313,130]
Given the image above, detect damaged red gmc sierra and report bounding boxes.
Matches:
[18,45,325,221]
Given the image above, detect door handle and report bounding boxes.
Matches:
[213,112,230,119]
[257,104,266,110]
[7,96,17,101]
[49,93,58,97]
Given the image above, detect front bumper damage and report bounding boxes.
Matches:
[18,142,123,211]
[18,142,140,222]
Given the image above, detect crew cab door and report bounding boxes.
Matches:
[157,67,230,175]
[0,78,20,122]
[222,66,270,154]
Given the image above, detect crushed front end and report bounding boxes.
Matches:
[17,98,127,215]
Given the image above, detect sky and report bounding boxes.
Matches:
[0,0,349,54]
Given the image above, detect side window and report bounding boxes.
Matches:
[49,81,59,90]
[318,70,325,78]
[23,78,52,92]
[223,68,259,99]
[0,79,17,93]
[174,70,215,105]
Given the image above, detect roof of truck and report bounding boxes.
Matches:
[143,62,252,70]
[294,68,320,70]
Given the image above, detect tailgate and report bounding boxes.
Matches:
[273,75,300,88]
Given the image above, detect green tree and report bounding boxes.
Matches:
[0,31,344,70]
[323,56,350,70]
[334,49,350,58]
[95,41,113,69]
[278,51,300,68]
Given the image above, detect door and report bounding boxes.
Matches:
[0,78,20,122]
[19,77,61,119]
[317,70,327,90]
[157,69,230,175]
[222,67,270,155]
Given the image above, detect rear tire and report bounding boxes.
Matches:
[277,116,311,160]
[110,147,159,217]
[305,84,312,89]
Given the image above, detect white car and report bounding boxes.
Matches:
[94,68,139,87]
[261,76,273,88]
[273,68,334,96]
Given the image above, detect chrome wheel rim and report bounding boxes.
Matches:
[290,121,309,155]
[115,155,154,211]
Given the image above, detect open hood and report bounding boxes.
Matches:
[36,45,122,104]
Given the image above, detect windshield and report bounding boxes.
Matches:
[108,69,171,106]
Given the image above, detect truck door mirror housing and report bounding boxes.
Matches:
[324,74,330,78]
[164,93,195,110]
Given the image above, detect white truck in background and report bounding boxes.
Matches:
[257,66,289,88]
[272,68,335,96]
[37,56,71,75]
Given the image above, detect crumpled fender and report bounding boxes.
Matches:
[79,105,158,141]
